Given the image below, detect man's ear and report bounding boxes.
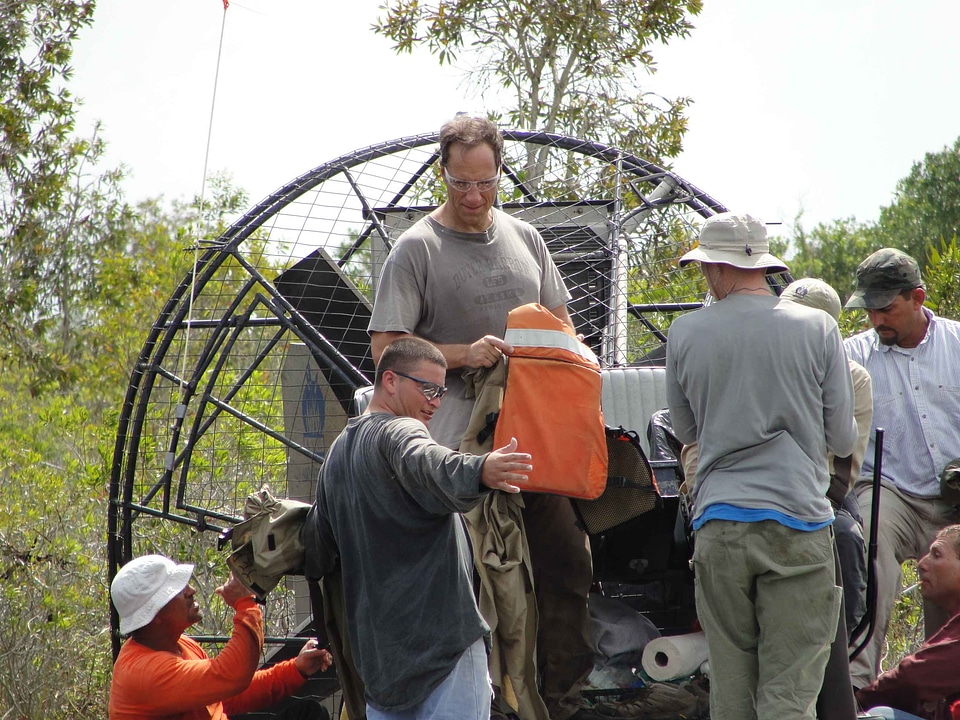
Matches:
[912,287,927,306]
[380,369,398,394]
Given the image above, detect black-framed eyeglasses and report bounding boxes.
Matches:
[393,371,448,401]
[442,168,500,193]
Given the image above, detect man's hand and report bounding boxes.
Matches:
[294,638,333,677]
[481,437,532,493]
[466,335,513,368]
[215,572,256,608]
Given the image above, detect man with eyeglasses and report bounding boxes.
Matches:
[302,337,534,719]
[369,115,596,719]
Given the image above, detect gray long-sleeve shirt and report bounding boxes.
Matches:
[301,412,489,711]
[666,294,858,525]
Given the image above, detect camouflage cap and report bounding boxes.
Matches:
[941,458,960,507]
[845,248,922,309]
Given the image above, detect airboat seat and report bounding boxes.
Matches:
[591,366,693,631]
[600,366,669,458]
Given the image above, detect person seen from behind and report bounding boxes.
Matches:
[666,212,858,720]
[781,277,873,640]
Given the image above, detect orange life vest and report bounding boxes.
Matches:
[493,303,608,500]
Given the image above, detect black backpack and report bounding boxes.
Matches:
[574,425,661,535]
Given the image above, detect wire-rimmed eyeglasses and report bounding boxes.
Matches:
[393,371,448,401]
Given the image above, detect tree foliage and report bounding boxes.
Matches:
[773,214,875,303]
[875,137,960,265]
[0,0,132,389]
[775,136,960,331]
[0,186,243,718]
[0,196,182,717]
[924,236,960,320]
[0,386,112,717]
[374,0,701,166]
[769,214,876,336]
[783,140,960,346]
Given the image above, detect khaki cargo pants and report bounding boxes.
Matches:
[692,520,840,720]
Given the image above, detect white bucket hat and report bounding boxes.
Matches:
[679,212,787,271]
[781,278,842,321]
[111,555,195,635]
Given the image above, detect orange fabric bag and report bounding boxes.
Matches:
[493,303,608,499]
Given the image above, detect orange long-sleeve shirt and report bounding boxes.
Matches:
[109,597,306,720]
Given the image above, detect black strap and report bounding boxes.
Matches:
[475,411,500,446]
[606,474,656,491]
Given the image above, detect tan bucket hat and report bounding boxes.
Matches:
[679,212,787,271]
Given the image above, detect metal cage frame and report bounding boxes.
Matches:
[107,129,728,662]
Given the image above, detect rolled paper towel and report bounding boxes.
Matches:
[640,631,709,682]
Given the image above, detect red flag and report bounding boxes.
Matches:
[222,0,228,8]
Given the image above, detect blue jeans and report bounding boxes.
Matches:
[835,495,867,640]
[860,707,925,720]
[367,638,492,720]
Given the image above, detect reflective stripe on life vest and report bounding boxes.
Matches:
[504,327,599,366]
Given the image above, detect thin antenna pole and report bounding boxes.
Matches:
[178,3,229,400]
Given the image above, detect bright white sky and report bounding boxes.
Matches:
[71,0,960,239]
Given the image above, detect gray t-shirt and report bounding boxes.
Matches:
[666,294,858,525]
[304,412,489,711]
[369,209,571,448]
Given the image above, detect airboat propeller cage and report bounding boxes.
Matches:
[107,129,727,659]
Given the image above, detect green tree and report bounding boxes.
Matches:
[0,0,131,388]
[0,168,271,717]
[773,135,960,334]
[875,137,960,266]
[924,236,960,320]
[0,191,204,718]
[374,0,700,168]
[776,216,872,299]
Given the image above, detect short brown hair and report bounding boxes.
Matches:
[375,337,446,387]
[936,524,960,560]
[438,115,503,171]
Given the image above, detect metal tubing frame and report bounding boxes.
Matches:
[108,128,728,658]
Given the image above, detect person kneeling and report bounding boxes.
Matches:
[857,525,960,720]
[109,554,332,720]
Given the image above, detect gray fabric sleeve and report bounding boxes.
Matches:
[368,241,424,334]
[665,328,697,445]
[301,501,339,580]
[822,325,859,458]
[383,417,489,515]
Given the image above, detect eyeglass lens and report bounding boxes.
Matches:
[394,371,447,400]
[444,169,499,192]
